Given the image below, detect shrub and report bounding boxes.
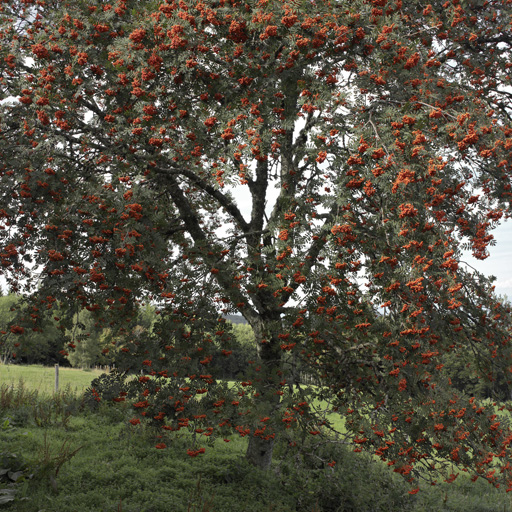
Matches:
[275,439,414,512]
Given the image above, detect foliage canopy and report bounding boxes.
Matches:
[1,0,512,487]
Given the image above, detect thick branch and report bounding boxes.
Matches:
[165,174,263,321]
[154,164,250,234]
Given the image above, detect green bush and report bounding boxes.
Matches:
[83,370,131,410]
[275,439,415,512]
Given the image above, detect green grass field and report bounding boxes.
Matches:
[0,364,104,395]
[1,365,512,511]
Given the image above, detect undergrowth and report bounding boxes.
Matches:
[0,380,511,511]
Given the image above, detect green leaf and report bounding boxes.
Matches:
[0,489,16,505]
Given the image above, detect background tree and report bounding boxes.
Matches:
[209,322,258,380]
[65,308,109,368]
[1,0,512,488]
[0,292,69,365]
[67,303,156,368]
[0,292,20,364]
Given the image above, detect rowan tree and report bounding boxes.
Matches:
[1,0,512,488]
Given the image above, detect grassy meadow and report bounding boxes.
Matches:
[0,364,104,395]
[1,364,512,511]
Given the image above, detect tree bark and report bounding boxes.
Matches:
[245,435,275,470]
[243,314,282,470]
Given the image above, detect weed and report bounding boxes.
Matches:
[32,432,82,492]
[0,416,14,432]
[187,475,215,512]
[0,381,82,429]
[32,389,81,429]
[0,381,38,413]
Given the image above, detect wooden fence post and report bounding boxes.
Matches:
[55,363,59,393]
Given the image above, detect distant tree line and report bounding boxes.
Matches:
[0,294,258,379]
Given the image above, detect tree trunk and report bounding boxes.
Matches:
[243,314,282,470]
[245,435,275,470]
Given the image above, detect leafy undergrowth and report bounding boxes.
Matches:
[0,392,510,511]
